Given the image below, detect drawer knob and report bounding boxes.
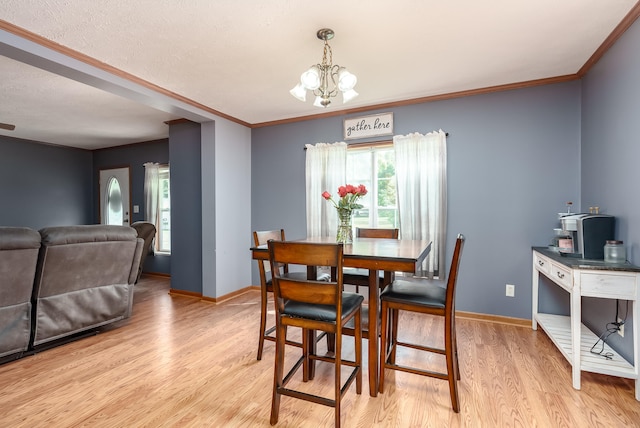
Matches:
[557,271,565,279]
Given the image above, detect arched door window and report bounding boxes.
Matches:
[106,177,123,225]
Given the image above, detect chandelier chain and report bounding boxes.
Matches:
[322,40,332,68]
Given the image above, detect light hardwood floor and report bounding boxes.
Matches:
[0,275,638,427]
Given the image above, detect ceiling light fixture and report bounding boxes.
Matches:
[290,28,358,108]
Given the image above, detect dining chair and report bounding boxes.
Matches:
[131,221,156,283]
[253,229,330,360]
[378,233,465,412]
[342,227,399,293]
[267,240,363,428]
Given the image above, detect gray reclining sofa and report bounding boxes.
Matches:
[0,225,143,360]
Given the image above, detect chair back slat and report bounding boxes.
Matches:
[268,241,344,307]
[277,278,338,305]
[356,228,399,239]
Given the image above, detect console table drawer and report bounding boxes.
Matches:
[580,272,637,299]
[534,252,551,276]
[550,262,572,290]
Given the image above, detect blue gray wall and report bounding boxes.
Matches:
[252,81,582,320]
[580,17,640,363]
[0,135,92,229]
[168,121,202,293]
[93,139,170,275]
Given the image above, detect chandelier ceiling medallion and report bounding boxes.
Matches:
[290,28,358,108]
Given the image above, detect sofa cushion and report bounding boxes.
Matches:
[0,227,41,251]
[0,227,40,358]
[32,225,143,347]
[40,225,137,246]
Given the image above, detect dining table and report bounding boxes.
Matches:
[250,235,432,397]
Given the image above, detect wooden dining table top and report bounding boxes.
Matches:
[251,236,432,273]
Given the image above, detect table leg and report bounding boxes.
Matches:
[368,269,379,397]
[571,285,581,390]
[531,257,539,331]
[634,300,640,400]
[305,266,318,379]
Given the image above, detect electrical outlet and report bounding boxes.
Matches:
[617,318,625,337]
[505,284,515,297]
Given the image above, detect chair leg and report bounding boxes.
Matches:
[355,308,362,394]
[453,317,461,381]
[383,304,393,356]
[390,308,399,365]
[445,316,460,413]
[334,329,342,428]
[270,323,286,425]
[379,300,389,394]
[257,288,269,360]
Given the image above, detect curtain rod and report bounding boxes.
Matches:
[303,132,449,150]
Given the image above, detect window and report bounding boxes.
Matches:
[347,144,398,229]
[144,162,171,254]
[105,177,123,225]
[157,165,171,253]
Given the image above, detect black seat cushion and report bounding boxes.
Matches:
[283,292,364,322]
[380,279,446,309]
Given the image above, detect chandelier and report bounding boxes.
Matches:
[290,28,358,108]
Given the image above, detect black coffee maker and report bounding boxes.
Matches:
[560,214,615,259]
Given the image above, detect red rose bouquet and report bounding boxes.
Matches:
[322,184,368,211]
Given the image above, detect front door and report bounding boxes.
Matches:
[99,167,131,226]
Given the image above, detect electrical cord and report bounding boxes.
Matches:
[619,299,630,326]
[590,322,619,360]
[590,299,630,360]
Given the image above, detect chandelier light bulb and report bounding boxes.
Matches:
[337,68,357,92]
[289,83,307,101]
[301,66,321,90]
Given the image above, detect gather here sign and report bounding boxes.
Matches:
[343,112,394,140]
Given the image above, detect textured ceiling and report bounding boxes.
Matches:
[0,0,638,149]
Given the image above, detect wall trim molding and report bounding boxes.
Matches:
[252,74,579,128]
[456,311,531,328]
[168,288,202,298]
[171,285,533,327]
[201,286,257,304]
[141,272,171,279]
[578,2,640,77]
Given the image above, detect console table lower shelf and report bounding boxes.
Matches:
[536,313,635,379]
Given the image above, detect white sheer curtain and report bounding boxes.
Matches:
[305,142,347,238]
[394,130,447,278]
[143,162,159,253]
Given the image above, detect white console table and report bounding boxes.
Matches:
[531,247,640,400]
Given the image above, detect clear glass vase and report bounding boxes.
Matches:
[336,208,353,244]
